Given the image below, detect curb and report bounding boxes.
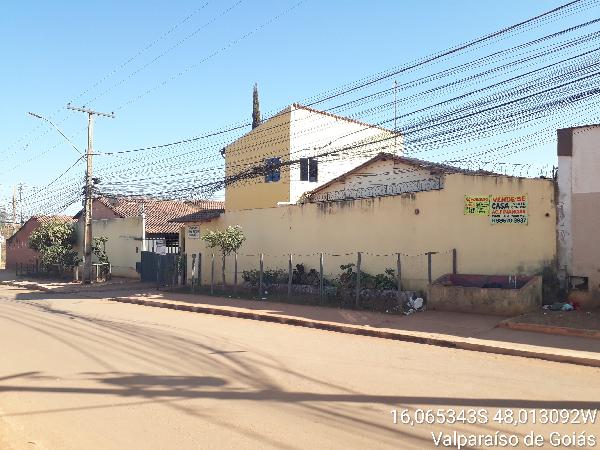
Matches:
[108,297,600,368]
[0,280,51,292]
[498,319,600,340]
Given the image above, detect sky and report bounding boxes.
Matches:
[0,0,591,215]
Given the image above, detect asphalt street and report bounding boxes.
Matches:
[0,285,599,449]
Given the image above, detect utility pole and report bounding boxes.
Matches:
[17,183,24,224]
[11,186,17,231]
[394,80,398,149]
[67,103,114,284]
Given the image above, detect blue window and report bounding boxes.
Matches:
[265,157,281,182]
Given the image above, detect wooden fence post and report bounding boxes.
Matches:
[198,253,202,290]
[259,253,264,299]
[234,253,238,294]
[191,254,197,292]
[287,254,293,300]
[210,253,215,295]
[356,252,362,308]
[427,252,432,284]
[396,253,402,293]
[452,248,457,274]
[426,252,438,284]
[319,252,324,304]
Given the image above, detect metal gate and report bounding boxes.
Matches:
[140,251,178,286]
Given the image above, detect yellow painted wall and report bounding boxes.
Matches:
[225,107,292,211]
[224,104,401,211]
[76,217,143,278]
[183,174,556,293]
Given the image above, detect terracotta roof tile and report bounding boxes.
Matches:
[169,209,224,223]
[96,197,223,235]
[35,215,76,224]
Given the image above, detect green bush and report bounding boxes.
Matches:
[28,220,80,272]
[336,263,397,290]
[242,263,334,287]
[242,268,287,286]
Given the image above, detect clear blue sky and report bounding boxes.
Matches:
[0,0,584,212]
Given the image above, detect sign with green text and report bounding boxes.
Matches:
[464,195,490,216]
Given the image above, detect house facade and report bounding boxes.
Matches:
[75,196,223,278]
[556,125,600,307]
[176,148,557,293]
[224,103,401,211]
[5,216,75,271]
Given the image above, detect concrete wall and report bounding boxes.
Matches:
[76,217,143,279]
[429,276,542,316]
[182,173,556,293]
[557,125,600,307]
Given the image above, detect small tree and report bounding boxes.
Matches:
[201,225,246,287]
[28,220,80,274]
[92,236,110,278]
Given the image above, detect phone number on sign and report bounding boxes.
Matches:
[390,409,598,426]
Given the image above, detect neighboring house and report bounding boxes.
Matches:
[556,125,600,307]
[301,152,494,202]
[74,196,223,278]
[225,103,402,211]
[5,216,75,270]
[174,149,557,293]
[75,196,223,249]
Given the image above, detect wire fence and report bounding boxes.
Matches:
[179,248,457,312]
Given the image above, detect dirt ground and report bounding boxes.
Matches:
[510,310,600,330]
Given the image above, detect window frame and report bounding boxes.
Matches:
[264,157,281,183]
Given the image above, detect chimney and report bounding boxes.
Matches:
[252,83,261,129]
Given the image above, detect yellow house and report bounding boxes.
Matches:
[224,103,402,211]
[175,147,557,293]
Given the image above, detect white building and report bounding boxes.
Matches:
[556,125,600,307]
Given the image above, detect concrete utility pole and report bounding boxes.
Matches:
[11,186,17,231]
[17,183,24,224]
[67,104,114,284]
[394,80,398,149]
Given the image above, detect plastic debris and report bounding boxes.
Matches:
[543,301,576,311]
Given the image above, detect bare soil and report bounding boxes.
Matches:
[509,310,600,331]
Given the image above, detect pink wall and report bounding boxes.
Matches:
[6,219,42,270]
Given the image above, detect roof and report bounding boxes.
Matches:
[304,152,496,199]
[169,209,225,224]
[35,215,76,224]
[226,104,398,151]
[557,124,600,132]
[89,197,224,235]
[291,104,398,135]
[7,215,76,243]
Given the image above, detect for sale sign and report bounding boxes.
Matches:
[490,194,528,224]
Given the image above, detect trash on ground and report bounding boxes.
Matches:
[542,301,579,311]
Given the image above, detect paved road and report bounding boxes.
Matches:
[0,285,599,450]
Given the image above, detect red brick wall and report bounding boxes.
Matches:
[92,201,120,220]
[6,219,42,270]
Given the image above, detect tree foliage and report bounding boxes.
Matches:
[201,226,246,256]
[201,226,246,286]
[28,221,80,270]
